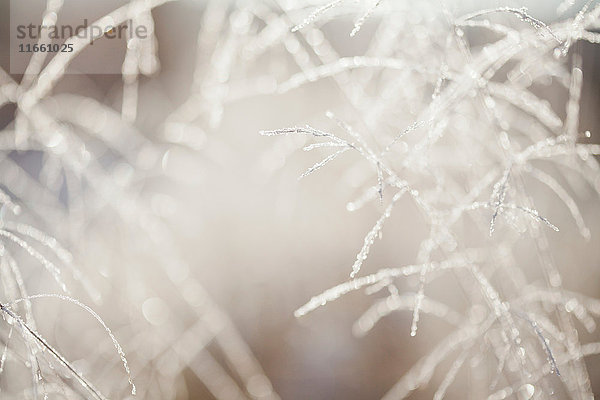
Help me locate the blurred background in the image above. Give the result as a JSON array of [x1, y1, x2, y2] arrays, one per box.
[[1, 1, 600, 399]]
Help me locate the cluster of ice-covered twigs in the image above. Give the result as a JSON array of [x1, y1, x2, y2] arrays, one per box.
[[2, 0, 600, 399], [262, 1, 600, 399], [0, 1, 288, 399]]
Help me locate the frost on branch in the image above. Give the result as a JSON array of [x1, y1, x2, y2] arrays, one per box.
[[265, 1, 600, 398]]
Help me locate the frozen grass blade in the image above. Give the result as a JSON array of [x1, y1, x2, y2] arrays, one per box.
[[0, 303, 108, 400], [350, 190, 404, 278], [350, 0, 383, 37], [12, 294, 136, 395], [291, 0, 343, 32]]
